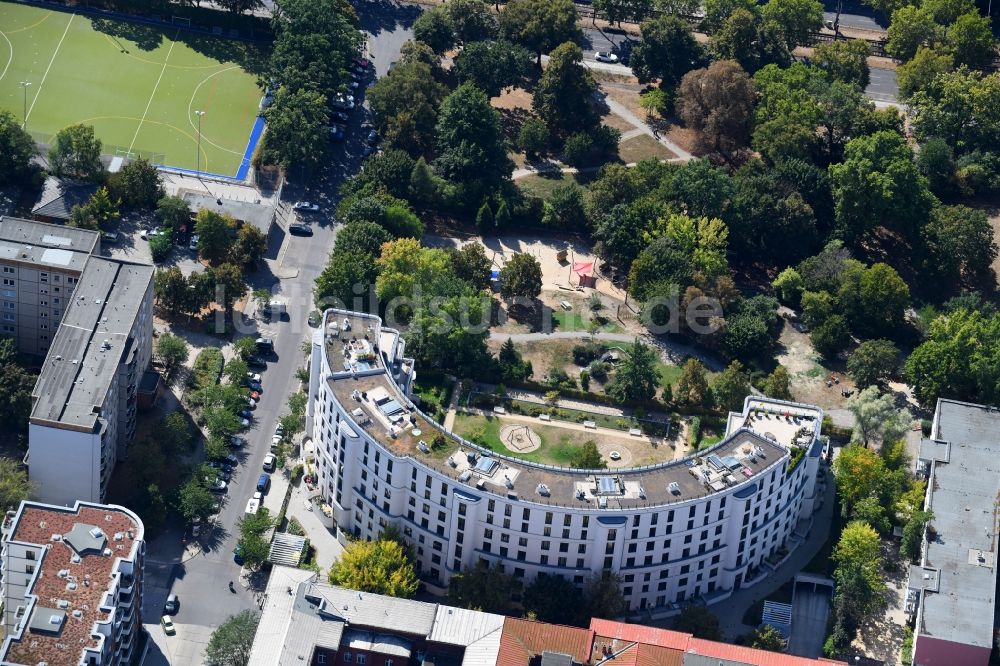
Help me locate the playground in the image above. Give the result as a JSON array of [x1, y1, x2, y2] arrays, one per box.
[[0, 3, 266, 177]]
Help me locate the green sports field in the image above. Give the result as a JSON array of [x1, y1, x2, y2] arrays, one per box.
[[0, 2, 267, 176]]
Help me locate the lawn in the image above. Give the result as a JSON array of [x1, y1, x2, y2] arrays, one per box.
[[618, 134, 677, 163], [0, 3, 267, 176], [452, 413, 606, 467], [516, 171, 593, 199], [552, 309, 622, 334]]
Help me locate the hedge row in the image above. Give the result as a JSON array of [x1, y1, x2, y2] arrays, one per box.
[[190, 348, 224, 391]]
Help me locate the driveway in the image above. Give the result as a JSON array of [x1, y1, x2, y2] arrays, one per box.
[[789, 584, 832, 657]]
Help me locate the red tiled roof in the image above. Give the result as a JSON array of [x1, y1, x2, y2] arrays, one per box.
[[590, 619, 846, 666], [2, 504, 141, 666], [590, 618, 691, 651], [497, 617, 593, 666], [688, 638, 848, 666]]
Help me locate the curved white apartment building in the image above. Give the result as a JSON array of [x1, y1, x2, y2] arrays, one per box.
[[307, 309, 826, 612]]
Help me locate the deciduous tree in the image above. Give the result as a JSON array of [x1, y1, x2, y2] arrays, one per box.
[[532, 42, 598, 138], [813, 39, 871, 89], [0, 110, 35, 185], [448, 562, 520, 613], [500, 0, 581, 66], [454, 40, 532, 97], [108, 158, 164, 208], [195, 209, 235, 264], [630, 16, 706, 88], [49, 124, 103, 181], [847, 339, 899, 388], [498, 252, 542, 301], [204, 610, 259, 666], [677, 60, 755, 154], [328, 538, 419, 598]]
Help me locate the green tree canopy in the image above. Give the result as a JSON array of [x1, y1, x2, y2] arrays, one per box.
[[195, 209, 235, 264], [813, 39, 871, 89], [498, 252, 543, 301], [630, 16, 706, 88], [672, 605, 722, 639], [0, 110, 36, 185], [49, 124, 103, 181], [368, 61, 449, 156], [453, 40, 532, 97], [500, 0, 581, 65], [760, 0, 824, 48], [108, 158, 164, 208], [413, 7, 456, 53], [532, 42, 599, 138], [847, 339, 899, 388], [204, 610, 259, 666], [328, 538, 419, 598], [448, 561, 520, 613], [570, 440, 607, 468]]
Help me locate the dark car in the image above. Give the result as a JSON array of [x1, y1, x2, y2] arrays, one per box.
[[332, 111, 350, 123], [255, 337, 274, 352], [247, 355, 266, 368], [289, 223, 313, 236], [366, 129, 378, 145], [233, 545, 244, 565]]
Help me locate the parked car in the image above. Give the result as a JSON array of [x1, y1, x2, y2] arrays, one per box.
[[102, 231, 119, 244], [246, 372, 262, 383], [275, 423, 285, 438], [252, 491, 263, 501], [293, 201, 319, 211], [247, 355, 266, 368], [332, 111, 350, 122], [161, 615, 176, 636], [239, 417, 250, 428], [263, 454, 276, 472], [164, 594, 179, 615], [229, 436, 246, 448], [209, 478, 227, 493], [308, 311, 321, 327], [257, 472, 272, 493], [246, 380, 262, 392], [594, 51, 619, 63], [238, 409, 252, 419], [233, 545, 244, 565], [226, 452, 238, 465], [353, 56, 370, 69], [245, 396, 257, 409], [329, 125, 346, 142], [139, 228, 161, 240], [188, 234, 200, 251], [289, 223, 313, 236], [366, 129, 379, 145], [247, 391, 260, 402], [255, 337, 274, 351]]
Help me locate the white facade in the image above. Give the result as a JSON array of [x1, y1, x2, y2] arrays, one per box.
[[0, 500, 145, 666], [308, 310, 826, 612], [28, 259, 154, 506]]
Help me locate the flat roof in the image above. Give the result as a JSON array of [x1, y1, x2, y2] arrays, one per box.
[[0, 501, 142, 666], [0, 216, 98, 272], [914, 399, 1000, 649], [322, 310, 823, 510], [30, 258, 153, 431], [181, 190, 274, 236]]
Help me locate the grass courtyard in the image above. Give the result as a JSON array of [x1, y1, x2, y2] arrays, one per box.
[[0, 3, 267, 176]]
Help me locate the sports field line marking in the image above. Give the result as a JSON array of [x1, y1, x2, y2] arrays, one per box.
[[187, 66, 246, 156], [127, 36, 177, 155], [0, 30, 12, 84], [24, 13, 73, 124]]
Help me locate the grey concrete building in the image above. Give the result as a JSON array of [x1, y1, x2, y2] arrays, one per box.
[[0, 217, 100, 356]]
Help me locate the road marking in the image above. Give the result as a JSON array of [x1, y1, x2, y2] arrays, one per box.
[[127, 36, 177, 155], [25, 13, 73, 123]]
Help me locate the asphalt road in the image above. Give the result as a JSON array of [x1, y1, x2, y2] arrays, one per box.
[[865, 67, 900, 104], [141, 3, 416, 663]]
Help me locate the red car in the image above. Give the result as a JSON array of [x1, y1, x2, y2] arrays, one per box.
[[248, 390, 261, 401], [352, 56, 370, 69]]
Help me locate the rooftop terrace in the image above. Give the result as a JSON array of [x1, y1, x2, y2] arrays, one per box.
[[322, 311, 821, 510], [2, 502, 142, 666]]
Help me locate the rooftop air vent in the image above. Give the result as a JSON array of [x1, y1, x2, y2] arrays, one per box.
[[669, 482, 681, 495], [458, 470, 472, 483], [57, 600, 69, 609], [89, 527, 103, 538], [71, 610, 82, 619], [50, 534, 61, 542], [536, 484, 550, 497]]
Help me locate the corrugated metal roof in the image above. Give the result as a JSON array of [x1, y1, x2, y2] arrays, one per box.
[[247, 567, 321, 666], [497, 618, 593, 666], [309, 585, 438, 635], [269, 532, 308, 566]]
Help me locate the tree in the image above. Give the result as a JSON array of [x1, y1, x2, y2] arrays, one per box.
[[216, 0, 264, 13], [761, 365, 793, 400], [156, 195, 191, 231], [69, 187, 120, 230], [339, 193, 425, 239], [886, 6, 937, 62], [450, 243, 492, 290], [155, 334, 189, 379], [630, 16, 706, 88], [195, 209, 235, 264], [495, 199, 511, 230], [836, 263, 911, 339], [584, 570, 627, 620], [0, 110, 36, 185], [436, 83, 513, 203], [337, 221, 394, 259], [409, 157, 439, 208], [543, 182, 588, 228], [224, 357, 250, 386], [829, 131, 934, 244], [922, 205, 998, 282], [813, 39, 871, 89], [946, 12, 995, 69], [760, 0, 824, 48], [833, 444, 891, 514], [209, 263, 248, 314], [315, 251, 380, 312], [832, 521, 886, 634], [476, 201, 495, 236], [108, 158, 164, 208], [369, 61, 449, 156], [454, 40, 532, 97], [901, 510, 932, 562], [916, 137, 957, 196], [260, 87, 329, 169], [773, 267, 804, 306], [328, 538, 419, 598], [748, 624, 787, 651], [711, 9, 791, 75], [49, 124, 103, 181], [896, 46, 953, 99], [204, 610, 259, 666], [847, 340, 899, 389], [0, 459, 31, 514], [518, 118, 550, 157], [811, 314, 851, 359], [160, 413, 192, 455], [593, 0, 651, 27], [570, 440, 606, 468], [905, 307, 1000, 406], [847, 386, 912, 446], [413, 8, 456, 53], [673, 605, 721, 639], [909, 69, 1000, 156], [500, 0, 581, 66], [230, 225, 267, 269], [179, 478, 216, 521], [447, 0, 500, 43], [448, 562, 519, 613], [639, 88, 670, 119], [532, 42, 598, 138], [497, 337, 533, 382], [701, 0, 757, 32], [677, 61, 755, 154], [407, 295, 492, 375], [674, 358, 711, 405], [523, 574, 583, 625], [712, 361, 751, 411], [498, 253, 542, 301]]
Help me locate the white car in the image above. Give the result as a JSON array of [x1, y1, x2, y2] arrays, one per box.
[[188, 234, 200, 251], [246, 372, 262, 383], [293, 201, 319, 212], [252, 491, 263, 501], [594, 51, 619, 63]]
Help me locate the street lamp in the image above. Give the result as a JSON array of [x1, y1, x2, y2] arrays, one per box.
[[19, 81, 31, 130], [194, 110, 205, 179]]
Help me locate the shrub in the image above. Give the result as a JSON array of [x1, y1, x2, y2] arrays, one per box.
[[563, 132, 594, 167], [287, 517, 306, 536], [688, 416, 702, 448], [190, 348, 224, 390], [519, 118, 550, 157]]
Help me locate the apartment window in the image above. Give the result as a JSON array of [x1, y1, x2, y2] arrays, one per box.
[[3, 313, 13, 322], [39, 273, 47, 283], [356, 656, 366, 665], [343, 654, 352, 663], [2, 302, 13, 310], [318, 657, 326, 665], [1, 267, 12, 274], [2, 279, 12, 286], [25, 551, 34, 561], [25, 565, 34, 575]]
